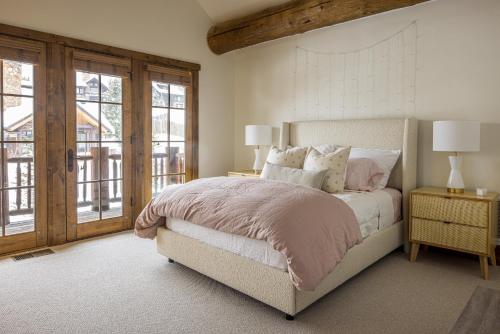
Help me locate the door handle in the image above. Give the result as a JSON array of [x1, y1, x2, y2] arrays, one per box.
[[67, 149, 74, 172]]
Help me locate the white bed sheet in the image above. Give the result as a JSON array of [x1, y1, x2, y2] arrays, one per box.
[[166, 188, 402, 272]]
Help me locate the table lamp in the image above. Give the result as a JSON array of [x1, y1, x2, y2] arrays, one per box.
[[433, 120, 480, 193], [245, 125, 272, 173]]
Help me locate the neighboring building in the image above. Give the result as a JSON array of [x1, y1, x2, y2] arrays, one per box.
[[76, 74, 109, 102], [5, 63, 185, 152], [152, 82, 185, 108]]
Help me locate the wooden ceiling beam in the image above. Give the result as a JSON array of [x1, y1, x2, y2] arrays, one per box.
[[207, 0, 430, 55]]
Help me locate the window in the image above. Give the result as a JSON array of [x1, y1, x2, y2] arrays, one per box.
[[75, 71, 124, 223], [151, 81, 186, 196], [144, 64, 195, 201], [0, 24, 198, 254], [0, 34, 46, 255], [0, 60, 36, 235]]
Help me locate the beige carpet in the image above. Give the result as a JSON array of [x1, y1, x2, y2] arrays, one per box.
[[0, 232, 499, 334]]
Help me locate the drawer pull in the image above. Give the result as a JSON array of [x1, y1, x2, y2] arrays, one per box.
[[443, 221, 452, 224]]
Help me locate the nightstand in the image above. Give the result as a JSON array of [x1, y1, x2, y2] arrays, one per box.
[[409, 187, 498, 279], [227, 170, 261, 178]]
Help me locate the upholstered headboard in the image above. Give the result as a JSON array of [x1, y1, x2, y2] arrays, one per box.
[[279, 118, 418, 251]]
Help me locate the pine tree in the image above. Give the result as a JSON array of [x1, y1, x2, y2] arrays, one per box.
[[102, 78, 122, 140]]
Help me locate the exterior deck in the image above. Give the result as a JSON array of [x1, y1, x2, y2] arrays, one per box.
[[3, 206, 123, 236]]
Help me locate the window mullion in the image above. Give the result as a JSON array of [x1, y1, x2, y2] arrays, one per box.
[[0, 59, 4, 237], [167, 84, 171, 181], [98, 74, 102, 220]]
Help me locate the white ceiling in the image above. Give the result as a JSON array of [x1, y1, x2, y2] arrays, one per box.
[[197, 0, 289, 24]]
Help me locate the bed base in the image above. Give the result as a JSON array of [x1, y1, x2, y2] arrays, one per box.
[[156, 221, 404, 318]]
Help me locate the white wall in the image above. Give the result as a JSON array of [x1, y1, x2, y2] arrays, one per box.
[[234, 0, 500, 192], [0, 0, 235, 178]]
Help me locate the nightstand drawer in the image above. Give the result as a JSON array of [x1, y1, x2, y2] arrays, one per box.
[[411, 218, 488, 254], [412, 194, 488, 228]]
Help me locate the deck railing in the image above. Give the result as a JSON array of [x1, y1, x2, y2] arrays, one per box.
[[75, 153, 123, 207], [3, 150, 184, 224], [4, 157, 34, 217]]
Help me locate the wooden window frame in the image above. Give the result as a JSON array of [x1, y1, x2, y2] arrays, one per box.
[[0, 35, 47, 254], [0, 23, 199, 253]]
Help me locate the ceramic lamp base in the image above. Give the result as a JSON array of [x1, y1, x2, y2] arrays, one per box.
[[447, 155, 465, 193], [252, 147, 263, 173]]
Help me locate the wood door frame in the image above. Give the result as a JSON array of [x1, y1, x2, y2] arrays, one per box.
[[0, 34, 47, 254], [65, 48, 133, 241], [0, 23, 199, 249]]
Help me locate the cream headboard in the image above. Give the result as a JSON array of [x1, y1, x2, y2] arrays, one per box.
[[279, 118, 418, 251]]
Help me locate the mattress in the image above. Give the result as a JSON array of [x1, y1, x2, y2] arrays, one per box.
[[166, 188, 402, 272]]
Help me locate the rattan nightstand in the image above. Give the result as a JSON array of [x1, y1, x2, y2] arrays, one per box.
[[409, 187, 498, 279], [227, 170, 261, 178]]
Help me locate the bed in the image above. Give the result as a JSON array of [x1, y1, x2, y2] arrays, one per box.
[[155, 118, 418, 319]]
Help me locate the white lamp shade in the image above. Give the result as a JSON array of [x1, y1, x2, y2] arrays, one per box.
[[433, 121, 480, 152], [245, 125, 272, 146]]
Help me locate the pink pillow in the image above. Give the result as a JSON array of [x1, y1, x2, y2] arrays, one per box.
[[345, 158, 385, 191]]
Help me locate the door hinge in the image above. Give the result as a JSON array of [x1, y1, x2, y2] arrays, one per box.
[[130, 135, 135, 145], [130, 197, 134, 206]]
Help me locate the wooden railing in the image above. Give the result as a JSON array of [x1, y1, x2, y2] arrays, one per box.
[[152, 148, 185, 195], [3, 149, 184, 224], [75, 153, 123, 206], [4, 157, 34, 217]]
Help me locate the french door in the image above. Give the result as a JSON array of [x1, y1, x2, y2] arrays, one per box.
[[65, 49, 132, 240], [0, 36, 47, 254]]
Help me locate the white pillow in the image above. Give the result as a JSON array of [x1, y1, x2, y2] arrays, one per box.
[[303, 147, 351, 193], [312, 144, 337, 154], [260, 162, 328, 189], [265, 146, 308, 169], [349, 148, 401, 189]]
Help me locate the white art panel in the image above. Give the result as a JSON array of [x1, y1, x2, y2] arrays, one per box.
[[294, 22, 418, 121]]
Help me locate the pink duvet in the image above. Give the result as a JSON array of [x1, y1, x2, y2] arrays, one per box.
[[135, 177, 362, 291]]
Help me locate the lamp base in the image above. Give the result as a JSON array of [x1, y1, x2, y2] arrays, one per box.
[[252, 147, 263, 173], [447, 187, 465, 194], [446, 155, 465, 193]]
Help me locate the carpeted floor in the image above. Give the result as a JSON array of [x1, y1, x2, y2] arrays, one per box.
[[0, 232, 499, 334]]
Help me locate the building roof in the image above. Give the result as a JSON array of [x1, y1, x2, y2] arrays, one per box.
[[77, 102, 114, 133], [3, 102, 32, 132], [152, 82, 185, 96], [4, 100, 113, 133]]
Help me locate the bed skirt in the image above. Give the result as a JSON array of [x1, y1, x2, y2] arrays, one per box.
[[156, 221, 403, 316]]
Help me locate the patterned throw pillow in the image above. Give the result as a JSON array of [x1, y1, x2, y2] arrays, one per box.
[[265, 146, 308, 169], [303, 147, 351, 193]]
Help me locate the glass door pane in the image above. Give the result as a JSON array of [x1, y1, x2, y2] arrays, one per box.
[[151, 82, 186, 197], [75, 71, 124, 224], [0, 60, 36, 236]]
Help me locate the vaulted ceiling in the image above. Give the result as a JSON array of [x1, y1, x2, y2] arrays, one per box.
[[197, 0, 289, 23]]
